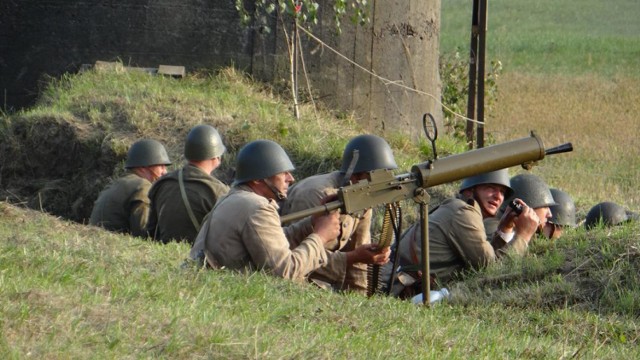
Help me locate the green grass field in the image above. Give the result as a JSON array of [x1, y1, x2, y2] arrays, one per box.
[[441, 0, 640, 76], [1, 1, 640, 358]]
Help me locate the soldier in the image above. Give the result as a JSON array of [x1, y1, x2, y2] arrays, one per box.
[[191, 139, 341, 281], [90, 139, 171, 237], [385, 169, 540, 298], [542, 188, 577, 239], [279, 134, 393, 293], [147, 125, 229, 244], [484, 173, 556, 238], [585, 201, 639, 229]]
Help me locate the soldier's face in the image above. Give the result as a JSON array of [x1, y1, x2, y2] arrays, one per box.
[[136, 165, 167, 182], [147, 165, 167, 182], [534, 207, 553, 232], [267, 171, 295, 197], [542, 222, 564, 239], [474, 184, 507, 217]]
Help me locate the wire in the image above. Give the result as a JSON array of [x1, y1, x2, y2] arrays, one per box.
[[296, 24, 484, 125]]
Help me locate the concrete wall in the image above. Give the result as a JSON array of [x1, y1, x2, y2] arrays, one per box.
[[273, 0, 443, 136], [0, 0, 258, 109], [1, 0, 441, 135]]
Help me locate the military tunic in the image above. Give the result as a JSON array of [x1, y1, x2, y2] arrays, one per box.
[[147, 164, 229, 244], [388, 195, 529, 294], [195, 185, 328, 281], [280, 171, 371, 293], [89, 173, 152, 237]]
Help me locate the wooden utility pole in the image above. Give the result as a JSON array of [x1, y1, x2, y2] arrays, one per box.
[[465, 0, 488, 149]]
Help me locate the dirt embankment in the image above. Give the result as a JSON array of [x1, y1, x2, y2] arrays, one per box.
[[0, 114, 120, 223], [0, 110, 236, 224]]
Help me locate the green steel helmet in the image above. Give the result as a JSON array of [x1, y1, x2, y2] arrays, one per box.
[[505, 173, 557, 209], [233, 140, 295, 185], [124, 139, 172, 169], [339, 135, 398, 174], [585, 202, 639, 229], [459, 169, 514, 198], [184, 124, 226, 161], [549, 188, 577, 227]]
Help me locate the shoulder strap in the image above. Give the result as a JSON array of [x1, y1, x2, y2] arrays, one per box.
[[341, 149, 359, 186], [179, 168, 201, 232]]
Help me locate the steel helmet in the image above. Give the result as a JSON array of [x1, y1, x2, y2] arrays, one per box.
[[459, 169, 514, 198], [184, 124, 226, 161], [124, 139, 172, 169], [504, 173, 557, 209], [585, 202, 639, 229], [549, 188, 577, 227], [339, 135, 397, 174], [233, 140, 295, 185]]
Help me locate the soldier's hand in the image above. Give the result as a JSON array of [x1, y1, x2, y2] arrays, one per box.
[[347, 244, 391, 266], [498, 198, 524, 233], [513, 203, 540, 242], [311, 210, 341, 244]]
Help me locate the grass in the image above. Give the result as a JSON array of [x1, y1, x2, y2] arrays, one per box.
[[441, 0, 640, 214], [490, 73, 640, 215], [1, 203, 639, 358], [441, 0, 640, 77], [32, 66, 441, 180]]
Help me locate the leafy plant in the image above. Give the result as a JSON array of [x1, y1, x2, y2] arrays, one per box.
[[439, 51, 503, 143]]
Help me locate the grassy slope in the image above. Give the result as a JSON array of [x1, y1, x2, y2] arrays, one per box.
[[2, 0, 640, 358], [2, 203, 638, 358]]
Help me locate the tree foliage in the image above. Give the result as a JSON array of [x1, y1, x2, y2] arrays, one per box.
[[235, 0, 370, 33]]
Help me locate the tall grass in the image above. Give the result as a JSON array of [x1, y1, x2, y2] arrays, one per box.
[[490, 73, 640, 213]]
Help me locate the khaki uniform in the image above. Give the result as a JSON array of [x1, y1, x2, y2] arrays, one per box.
[[89, 173, 152, 237], [387, 195, 528, 295], [280, 171, 370, 293], [193, 185, 328, 282], [484, 216, 500, 240], [147, 164, 229, 244]]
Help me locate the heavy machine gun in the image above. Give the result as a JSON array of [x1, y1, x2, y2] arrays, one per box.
[[281, 115, 573, 305]]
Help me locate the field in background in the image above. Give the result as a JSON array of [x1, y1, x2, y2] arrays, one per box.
[[441, 0, 640, 76], [492, 74, 640, 215], [441, 0, 640, 214]]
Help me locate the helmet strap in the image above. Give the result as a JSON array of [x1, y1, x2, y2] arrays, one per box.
[[471, 188, 492, 217], [341, 149, 360, 186], [263, 178, 286, 201], [547, 222, 558, 239]]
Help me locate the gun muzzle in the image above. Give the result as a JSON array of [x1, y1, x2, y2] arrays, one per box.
[[545, 142, 573, 156]]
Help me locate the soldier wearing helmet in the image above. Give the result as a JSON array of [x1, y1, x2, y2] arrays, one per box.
[[485, 173, 557, 238], [585, 201, 639, 229], [90, 139, 171, 237], [147, 125, 229, 244], [279, 135, 394, 293], [190, 139, 341, 281], [385, 168, 540, 298], [542, 188, 577, 239]]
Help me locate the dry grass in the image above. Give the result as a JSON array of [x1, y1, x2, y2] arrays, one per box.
[[486, 73, 640, 215]]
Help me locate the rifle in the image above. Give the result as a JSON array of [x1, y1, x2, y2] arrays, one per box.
[[281, 124, 572, 305]]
